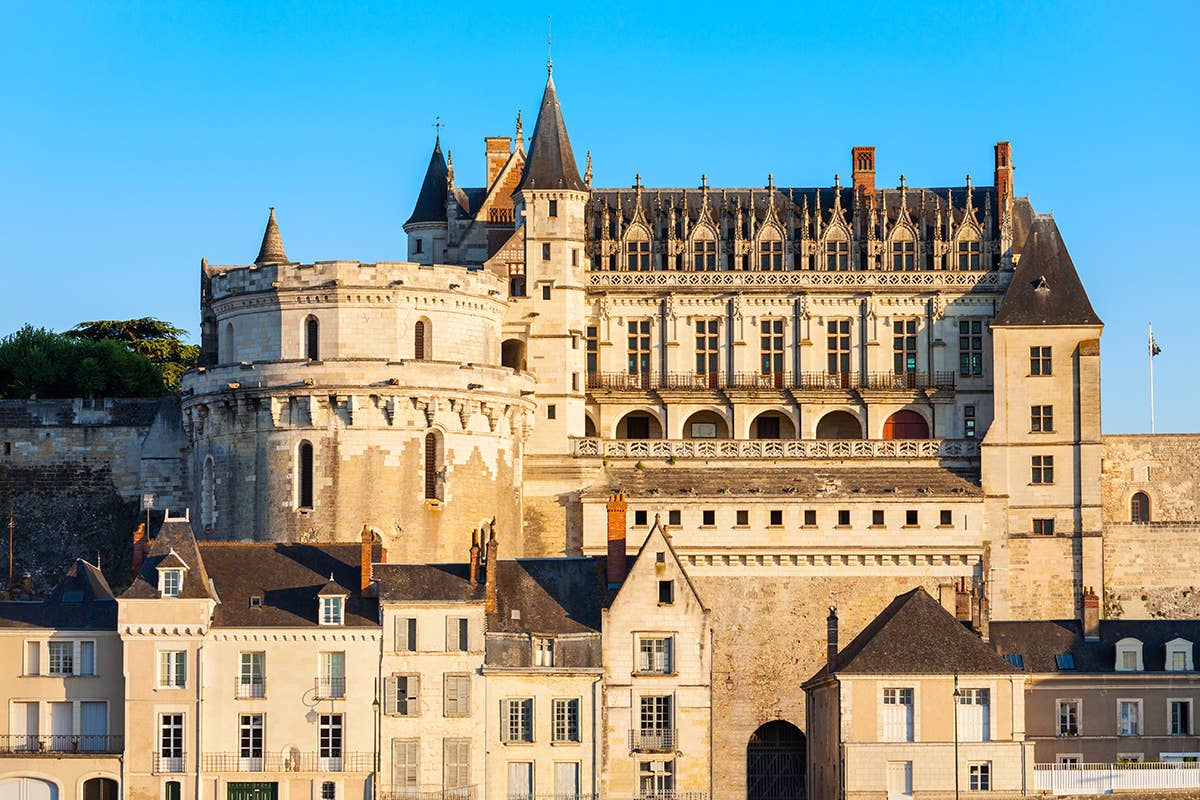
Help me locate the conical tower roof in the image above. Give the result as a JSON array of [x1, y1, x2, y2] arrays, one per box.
[[254, 207, 289, 266], [993, 215, 1101, 326], [515, 71, 586, 193], [404, 136, 449, 227]]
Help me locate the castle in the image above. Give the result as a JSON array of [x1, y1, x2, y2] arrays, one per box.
[[2, 65, 1199, 799]]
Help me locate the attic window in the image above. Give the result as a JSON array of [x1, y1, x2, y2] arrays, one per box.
[[1003, 654, 1024, 669], [249, 594, 263, 609], [159, 569, 183, 598], [658, 580, 674, 605], [320, 596, 345, 626], [1115, 637, 1144, 672], [1033, 275, 1049, 291], [1055, 654, 1076, 670], [1166, 638, 1194, 671], [655, 552, 665, 564]]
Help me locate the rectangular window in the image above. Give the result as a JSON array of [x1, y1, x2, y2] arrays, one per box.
[[658, 580, 674, 605], [1034, 518, 1056, 536], [940, 509, 953, 527], [320, 596, 344, 626], [736, 510, 749, 527], [161, 569, 181, 597], [893, 319, 918, 374], [395, 675, 419, 716], [638, 636, 674, 674], [546, 404, 556, 420], [693, 238, 717, 271], [48, 641, 74, 676], [905, 510, 919, 527], [1171, 650, 1189, 671], [552, 698, 581, 742], [760, 319, 785, 380], [507, 762, 534, 797], [639, 695, 673, 738], [957, 688, 991, 742], [541, 284, 551, 300], [872, 509, 885, 527], [159, 650, 186, 688], [759, 239, 783, 271], [391, 739, 418, 791], [837, 509, 850, 526], [1118, 700, 1142, 736], [548, 199, 558, 217], [541, 243, 551, 261], [1057, 699, 1080, 736], [635, 509, 648, 526], [395, 617, 417, 652], [627, 319, 652, 382], [827, 319, 851, 376], [319, 651, 345, 698], [892, 238, 916, 270], [668, 510, 681, 527], [502, 698, 534, 743], [1032, 405, 1054, 432], [639, 759, 675, 795], [554, 762, 580, 797], [702, 510, 715, 526], [1171, 700, 1192, 735], [959, 320, 984, 376], [238, 652, 265, 697], [444, 738, 470, 791], [626, 239, 651, 271], [444, 674, 471, 717], [1032, 455, 1055, 484], [968, 762, 991, 791], [446, 617, 469, 652], [958, 238, 982, 270], [25, 641, 39, 675], [414, 238, 423, 254], [695, 319, 720, 382], [534, 637, 555, 667], [769, 509, 783, 526], [825, 237, 849, 270], [804, 509, 817, 526], [159, 713, 184, 761], [319, 714, 343, 769], [964, 405, 976, 439], [585, 325, 599, 376], [1030, 346, 1052, 375], [882, 688, 915, 742], [238, 714, 264, 769]]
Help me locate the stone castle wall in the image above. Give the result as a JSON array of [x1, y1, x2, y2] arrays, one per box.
[[1102, 434, 1200, 522]]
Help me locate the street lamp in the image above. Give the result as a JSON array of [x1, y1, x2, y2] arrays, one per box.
[[953, 672, 961, 800]]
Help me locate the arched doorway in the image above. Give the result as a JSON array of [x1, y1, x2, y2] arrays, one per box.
[[584, 415, 598, 437], [882, 410, 929, 439], [815, 410, 862, 439], [82, 779, 117, 800], [751, 411, 796, 440], [747, 720, 806, 800], [615, 411, 663, 440], [683, 410, 730, 440], [0, 778, 57, 800], [501, 339, 527, 371]]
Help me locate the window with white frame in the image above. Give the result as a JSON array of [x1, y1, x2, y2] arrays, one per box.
[[1116, 638, 1144, 672], [318, 714, 343, 769], [638, 636, 674, 674], [319, 651, 345, 698], [957, 688, 991, 742], [639, 695, 673, 743], [502, 698, 533, 743], [444, 739, 470, 790], [159, 713, 184, 766], [319, 782, 335, 800], [534, 637, 555, 667], [48, 641, 74, 675], [394, 617, 417, 652], [238, 714, 264, 770], [552, 698, 580, 743], [1171, 699, 1193, 735], [238, 652, 265, 697], [882, 688, 915, 742], [1167, 638, 1194, 671], [25, 640, 40, 675], [320, 596, 344, 626], [1118, 699, 1142, 736], [968, 762, 991, 791], [159, 569, 182, 597], [1057, 699, 1080, 736], [159, 650, 186, 688], [507, 762, 534, 798]]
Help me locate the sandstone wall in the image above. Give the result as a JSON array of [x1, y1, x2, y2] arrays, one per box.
[[1104, 522, 1200, 618], [1102, 434, 1200, 522]]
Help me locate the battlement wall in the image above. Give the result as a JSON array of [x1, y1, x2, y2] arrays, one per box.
[[206, 260, 505, 300]]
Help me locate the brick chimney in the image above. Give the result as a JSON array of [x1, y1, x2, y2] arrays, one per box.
[[826, 606, 839, 670], [485, 137, 513, 188], [1082, 586, 1100, 641], [484, 522, 499, 616], [978, 587, 991, 641], [955, 578, 972, 622], [994, 141, 1014, 210], [851, 146, 876, 196], [359, 526, 379, 594], [132, 522, 149, 577], [469, 529, 481, 585], [606, 492, 628, 588]]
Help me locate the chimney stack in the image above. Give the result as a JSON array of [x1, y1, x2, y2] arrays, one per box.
[[1082, 586, 1100, 641], [359, 526, 378, 594], [132, 522, 149, 577], [979, 588, 991, 641], [485, 137, 513, 188], [851, 146, 876, 196], [955, 578, 972, 622], [606, 492, 628, 588], [938, 582, 957, 616], [994, 141, 1014, 211], [826, 606, 839, 670], [469, 529, 481, 585], [484, 521, 499, 616]]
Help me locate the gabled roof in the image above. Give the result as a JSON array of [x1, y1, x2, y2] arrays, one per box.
[[317, 575, 347, 596], [0, 559, 117, 630], [610, 517, 707, 612], [807, 587, 1016, 683], [254, 207, 289, 266], [992, 215, 1101, 326], [991, 619, 1200, 673], [123, 519, 217, 601], [404, 136, 449, 227], [156, 550, 189, 571], [514, 72, 586, 193], [487, 558, 604, 635], [374, 563, 484, 604]]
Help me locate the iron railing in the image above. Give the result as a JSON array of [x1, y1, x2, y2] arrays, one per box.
[[314, 676, 346, 699], [201, 751, 373, 773], [588, 370, 954, 392], [0, 734, 123, 754], [153, 752, 186, 773], [380, 788, 476, 800], [234, 677, 266, 698], [628, 728, 676, 752]]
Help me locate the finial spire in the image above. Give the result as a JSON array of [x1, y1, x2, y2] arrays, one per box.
[[899, 174, 906, 190], [515, 110, 523, 144], [254, 207, 288, 266], [446, 150, 455, 188], [584, 150, 593, 188], [834, 173, 841, 190], [546, 15, 553, 74], [433, 116, 444, 143], [700, 173, 708, 190]]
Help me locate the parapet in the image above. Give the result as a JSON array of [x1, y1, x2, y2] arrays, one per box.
[[204, 260, 506, 303]]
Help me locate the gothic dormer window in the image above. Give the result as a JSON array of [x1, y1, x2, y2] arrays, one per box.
[[957, 232, 982, 270], [890, 228, 916, 271], [824, 229, 850, 271], [758, 227, 784, 271], [625, 227, 651, 271], [692, 228, 718, 271]]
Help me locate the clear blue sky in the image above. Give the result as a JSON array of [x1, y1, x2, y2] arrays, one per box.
[[1, 1, 1196, 433]]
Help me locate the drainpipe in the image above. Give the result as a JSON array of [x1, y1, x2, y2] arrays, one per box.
[[374, 628, 382, 800], [708, 626, 715, 799], [195, 639, 203, 800]]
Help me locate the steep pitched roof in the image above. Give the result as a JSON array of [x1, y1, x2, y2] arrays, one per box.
[[992, 215, 1101, 326], [404, 136, 449, 227], [374, 563, 484, 604], [0, 559, 117, 630], [487, 558, 604, 635], [808, 587, 1016, 682], [611, 518, 707, 611], [514, 73, 586, 193], [254, 207, 289, 266], [123, 519, 217, 601], [991, 619, 1200, 673]]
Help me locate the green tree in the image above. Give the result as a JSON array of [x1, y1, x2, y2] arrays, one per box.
[[66, 317, 199, 391], [0, 325, 164, 399]]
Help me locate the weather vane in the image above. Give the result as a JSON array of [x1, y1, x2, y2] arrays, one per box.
[[547, 15, 553, 73]]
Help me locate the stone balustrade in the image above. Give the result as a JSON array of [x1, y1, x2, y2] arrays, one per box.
[[570, 437, 979, 460]]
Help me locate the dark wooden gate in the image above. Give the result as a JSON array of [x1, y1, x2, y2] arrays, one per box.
[[227, 783, 277, 800], [747, 720, 806, 800]]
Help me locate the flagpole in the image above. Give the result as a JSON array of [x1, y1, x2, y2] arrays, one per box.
[[1149, 322, 1156, 434]]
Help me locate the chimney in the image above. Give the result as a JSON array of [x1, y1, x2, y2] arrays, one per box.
[[994, 141, 1014, 210], [485, 137, 513, 188], [132, 522, 149, 577], [484, 521, 499, 616], [606, 492, 628, 587], [970, 586, 982, 632], [955, 578, 971, 622], [469, 529, 481, 585], [359, 526, 378, 594], [979, 588, 991, 641], [1082, 586, 1100, 641], [826, 606, 839, 670], [851, 146, 876, 196], [938, 582, 957, 616]]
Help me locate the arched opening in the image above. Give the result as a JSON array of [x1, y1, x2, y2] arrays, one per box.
[[414, 319, 431, 360], [625, 226, 652, 271], [0, 778, 57, 800], [815, 410, 863, 440], [296, 441, 314, 509], [751, 411, 796, 440], [163, 781, 181, 800], [683, 410, 729, 440], [691, 227, 718, 271], [584, 415, 598, 437], [758, 227, 784, 271], [501, 339, 527, 371], [615, 411, 663, 440], [304, 315, 320, 361], [1131, 492, 1151, 523], [882, 410, 930, 439], [201, 456, 215, 529], [424, 432, 442, 501], [956, 230, 982, 270], [82, 778, 117, 800], [823, 227, 850, 271], [747, 720, 806, 800], [222, 322, 235, 364], [890, 227, 917, 271]]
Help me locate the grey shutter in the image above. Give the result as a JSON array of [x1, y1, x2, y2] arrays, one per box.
[[394, 617, 407, 652], [445, 617, 454, 651], [408, 675, 419, 716], [384, 677, 397, 716]]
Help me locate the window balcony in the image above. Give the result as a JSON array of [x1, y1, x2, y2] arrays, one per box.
[[234, 677, 266, 698], [314, 677, 346, 699], [380, 788, 477, 800], [153, 752, 187, 774], [629, 728, 676, 752], [0, 734, 123, 755], [200, 751, 373, 773]]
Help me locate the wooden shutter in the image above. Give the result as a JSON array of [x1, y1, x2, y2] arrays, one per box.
[[394, 617, 414, 652], [383, 677, 397, 716]]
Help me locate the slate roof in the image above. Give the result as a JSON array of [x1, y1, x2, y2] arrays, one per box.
[[199, 543, 377, 628], [0, 559, 117, 630], [487, 558, 604, 635], [254, 207, 289, 266], [405, 137, 450, 226], [123, 519, 217, 601], [806, 587, 1017, 684], [991, 619, 1200, 673], [514, 73, 586, 193], [586, 466, 982, 499], [374, 563, 484, 604], [992, 215, 1101, 326]]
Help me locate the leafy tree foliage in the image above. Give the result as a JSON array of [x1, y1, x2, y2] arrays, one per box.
[[66, 317, 199, 391], [0, 325, 164, 398]]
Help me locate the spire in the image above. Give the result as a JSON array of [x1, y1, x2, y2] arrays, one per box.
[[584, 150, 593, 188], [515, 71, 587, 193], [254, 207, 288, 266], [404, 136, 449, 227], [993, 215, 1102, 327]]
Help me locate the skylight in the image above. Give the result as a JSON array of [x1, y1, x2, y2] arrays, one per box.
[[1055, 653, 1076, 670]]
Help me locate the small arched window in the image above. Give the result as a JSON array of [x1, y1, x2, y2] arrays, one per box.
[[692, 228, 718, 271], [625, 226, 652, 271], [890, 227, 916, 270], [297, 441, 314, 509], [222, 322, 235, 363], [414, 320, 431, 360], [957, 230, 982, 270], [424, 432, 442, 501], [758, 227, 784, 271], [201, 456, 215, 528], [305, 316, 320, 360], [824, 228, 850, 271], [1131, 492, 1151, 523]]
